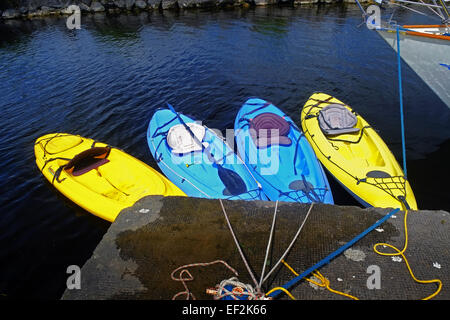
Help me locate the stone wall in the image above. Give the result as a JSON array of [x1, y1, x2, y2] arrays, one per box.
[[61, 195, 450, 300], [0, 0, 372, 20]]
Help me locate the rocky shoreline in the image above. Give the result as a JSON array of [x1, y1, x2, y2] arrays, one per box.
[[1, 0, 369, 20]]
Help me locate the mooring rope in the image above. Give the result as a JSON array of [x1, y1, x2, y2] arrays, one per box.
[[277, 259, 359, 300], [259, 200, 279, 288], [260, 202, 315, 286], [396, 25, 408, 178], [373, 210, 442, 300], [218, 199, 261, 294]]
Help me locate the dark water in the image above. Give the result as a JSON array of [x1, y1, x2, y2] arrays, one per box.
[[0, 5, 449, 299]]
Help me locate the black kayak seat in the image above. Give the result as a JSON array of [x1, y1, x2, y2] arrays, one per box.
[[65, 147, 111, 176], [318, 104, 360, 136]]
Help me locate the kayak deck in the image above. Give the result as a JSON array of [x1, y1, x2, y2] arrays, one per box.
[[234, 98, 334, 204], [301, 93, 417, 210], [35, 133, 185, 221], [148, 108, 268, 201]]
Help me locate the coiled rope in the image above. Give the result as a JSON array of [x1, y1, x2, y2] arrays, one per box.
[[213, 277, 260, 300], [170, 199, 271, 300], [170, 260, 239, 300], [373, 210, 442, 300]]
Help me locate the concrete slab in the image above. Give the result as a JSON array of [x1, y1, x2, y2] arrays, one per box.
[[62, 196, 449, 300]]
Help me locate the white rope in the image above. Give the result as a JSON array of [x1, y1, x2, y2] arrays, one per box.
[[261, 202, 314, 285], [259, 200, 279, 288], [391, 2, 437, 18], [423, 0, 445, 19], [218, 199, 261, 293]]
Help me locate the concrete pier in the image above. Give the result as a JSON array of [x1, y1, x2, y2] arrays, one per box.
[[62, 196, 449, 300]]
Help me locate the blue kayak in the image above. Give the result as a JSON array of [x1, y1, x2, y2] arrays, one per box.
[[147, 106, 268, 201], [234, 98, 334, 204]]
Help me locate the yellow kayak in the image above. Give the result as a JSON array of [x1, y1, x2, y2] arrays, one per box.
[[300, 93, 417, 211], [35, 133, 186, 222]]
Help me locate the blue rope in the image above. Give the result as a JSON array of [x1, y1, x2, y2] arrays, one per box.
[[268, 207, 400, 298], [151, 116, 177, 138], [397, 26, 408, 178]]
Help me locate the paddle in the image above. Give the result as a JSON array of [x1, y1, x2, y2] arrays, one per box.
[[167, 103, 247, 196]]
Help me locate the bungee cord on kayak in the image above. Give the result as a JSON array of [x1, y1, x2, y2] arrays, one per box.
[[300, 93, 415, 211], [235, 98, 334, 205], [148, 105, 267, 201], [34, 133, 186, 222]]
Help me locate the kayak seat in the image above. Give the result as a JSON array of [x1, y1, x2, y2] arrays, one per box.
[[318, 104, 360, 136], [65, 147, 111, 176], [167, 123, 209, 154], [249, 113, 292, 148]]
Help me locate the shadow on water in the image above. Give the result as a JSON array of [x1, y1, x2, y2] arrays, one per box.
[[0, 19, 36, 48], [0, 175, 110, 299], [408, 139, 450, 212], [87, 13, 143, 41]]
